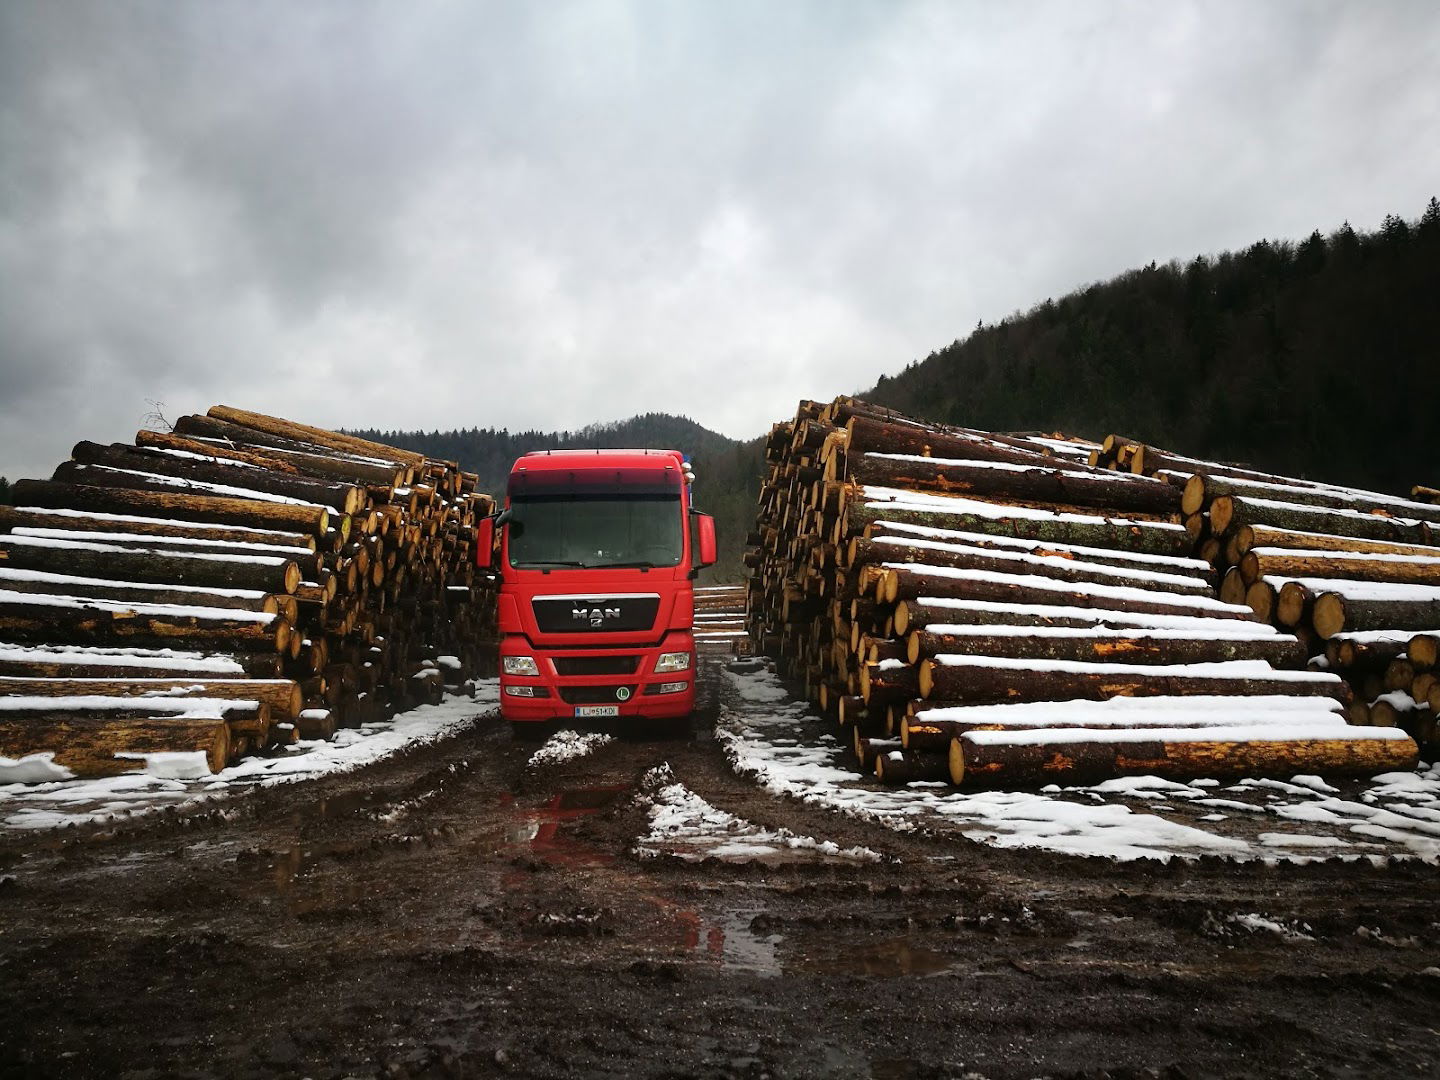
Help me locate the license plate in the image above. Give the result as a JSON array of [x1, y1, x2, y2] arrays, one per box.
[[575, 705, 620, 718]]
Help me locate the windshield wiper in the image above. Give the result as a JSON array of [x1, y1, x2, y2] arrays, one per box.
[[584, 559, 658, 569], [515, 559, 586, 568]]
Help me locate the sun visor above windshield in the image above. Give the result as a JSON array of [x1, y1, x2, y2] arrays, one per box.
[[508, 466, 683, 498]]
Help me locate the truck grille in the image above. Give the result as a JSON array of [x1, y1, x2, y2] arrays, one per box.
[[533, 594, 660, 633], [558, 685, 638, 705], [553, 655, 639, 676]]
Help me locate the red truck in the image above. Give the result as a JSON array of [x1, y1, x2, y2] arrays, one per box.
[[476, 448, 717, 732]]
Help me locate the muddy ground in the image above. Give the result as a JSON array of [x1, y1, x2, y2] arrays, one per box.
[[3, 649, 1440, 1079]]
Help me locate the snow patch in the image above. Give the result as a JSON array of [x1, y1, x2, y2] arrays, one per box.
[[527, 730, 616, 769]]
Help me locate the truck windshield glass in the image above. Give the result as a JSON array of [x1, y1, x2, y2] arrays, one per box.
[[507, 495, 683, 569]]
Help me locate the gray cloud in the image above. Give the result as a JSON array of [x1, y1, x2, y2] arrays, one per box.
[[3, 0, 1438, 480]]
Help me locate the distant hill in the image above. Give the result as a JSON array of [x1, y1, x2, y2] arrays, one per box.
[[859, 197, 1440, 495], [349, 413, 765, 582]]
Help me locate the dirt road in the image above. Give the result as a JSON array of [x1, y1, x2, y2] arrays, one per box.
[[3, 646, 1439, 1079]]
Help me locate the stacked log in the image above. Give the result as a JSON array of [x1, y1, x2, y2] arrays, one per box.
[[1091, 434, 1440, 755], [0, 406, 497, 778], [745, 398, 1418, 789]]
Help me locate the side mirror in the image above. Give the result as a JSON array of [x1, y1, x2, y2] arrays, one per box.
[[475, 517, 495, 569], [695, 513, 717, 569]]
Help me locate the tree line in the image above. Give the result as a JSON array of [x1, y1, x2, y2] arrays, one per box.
[[348, 413, 766, 582], [860, 197, 1440, 495]]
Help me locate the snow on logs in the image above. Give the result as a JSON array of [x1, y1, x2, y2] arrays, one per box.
[[1093, 430, 1440, 754], [0, 406, 497, 779], [745, 397, 1419, 790]]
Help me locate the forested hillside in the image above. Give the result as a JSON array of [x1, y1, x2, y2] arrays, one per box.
[[862, 199, 1440, 494], [349, 414, 765, 582]]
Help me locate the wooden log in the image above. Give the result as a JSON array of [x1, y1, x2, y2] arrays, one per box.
[[0, 677, 301, 720], [859, 661, 920, 704], [1245, 580, 1276, 623], [0, 506, 316, 550], [892, 597, 1259, 636], [841, 496, 1192, 556], [907, 696, 1347, 750], [873, 750, 949, 785], [948, 727, 1418, 787], [0, 568, 281, 614], [0, 643, 279, 678], [917, 656, 1346, 704], [1183, 472, 1440, 523], [0, 535, 300, 594], [0, 716, 231, 777], [841, 415, 1106, 477], [69, 441, 366, 516], [1239, 548, 1440, 588], [1410, 633, 1439, 670], [10, 480, 329, 536], [135, 429, 405, 489], [1228, 524, 1440, 560], [851, 537, 1212, 597], [0, 597, 289, 651], [847, 453, 1180, 515], [1312, 582, 1440, 639], [206, 406, 426, 469], [8, 528, 323, 576], [862, 520, 1211, 577], [853, 732, 901, 772], [903, 628, 1305, 668], [879, 565, 1253, 622], [1209, 495, 1433, 546]]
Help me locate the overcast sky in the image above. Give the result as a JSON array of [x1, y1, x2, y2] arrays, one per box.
[[2, 1, 1437, 480]]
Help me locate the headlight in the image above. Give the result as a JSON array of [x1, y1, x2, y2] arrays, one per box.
[[652, 681, 688, 695], [654, 651, 692, 673], [504, 685, 549, 698], [503, 655, 540, 676]]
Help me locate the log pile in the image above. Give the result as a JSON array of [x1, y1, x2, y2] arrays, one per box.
[[0, 407, 497, 778], [745, 398, 1418, 789], [1089, 435, 1440, 754]]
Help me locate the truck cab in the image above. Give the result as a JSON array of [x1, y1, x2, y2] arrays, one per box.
[[476, 449, 717, 730]]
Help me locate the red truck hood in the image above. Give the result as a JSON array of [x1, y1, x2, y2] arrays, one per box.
[[498, 566, 694, 645]]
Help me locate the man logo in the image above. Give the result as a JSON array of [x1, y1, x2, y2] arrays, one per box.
[[615, 687, 632, 702], [572, 604, 622, 629]]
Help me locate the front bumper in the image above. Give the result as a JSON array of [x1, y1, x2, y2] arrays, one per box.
[[499, 634, 696, 723]]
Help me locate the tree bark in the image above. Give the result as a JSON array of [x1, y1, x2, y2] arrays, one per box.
[[861, 521, 1208, 577], [847, 453, 1180, 516], [842, 415, 1104, 476], [0, 568, 282, 614], [904, 628, 1305, 668], [0, 677, 301, 719], [1, 536, 300, 594], [1184, 472, 1440, 522], [0, 506, 317, 551], [10, 480, 330, 536], [1240, 549, 1440, 588], [136, 429, 405, 489], [917, 657, 1346, 704], [948, 729, 1418, 787], [859, 661, 920, 705], [873, 750, 949, 785], [1312, 585, 1440, 639], [0, 598, 290, 651], [0, 650, 283, 679], [1210, 495, 1433, 546], [880, 565, 1252, 621], [69, 442, 365, 515], [851, 537, 1212, 597], [0, 716, 231, 777], [842, 496, 1192, 556], [207, 405, 426, 469]]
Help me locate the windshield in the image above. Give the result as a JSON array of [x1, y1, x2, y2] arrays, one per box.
[[506, 495, 684, 569]]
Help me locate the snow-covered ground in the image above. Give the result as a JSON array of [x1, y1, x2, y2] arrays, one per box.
[[634, 764, 881, 864], [719, 663, 1440, 864], [526, 730, 616, 769], [0, 681, 499, 830]]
